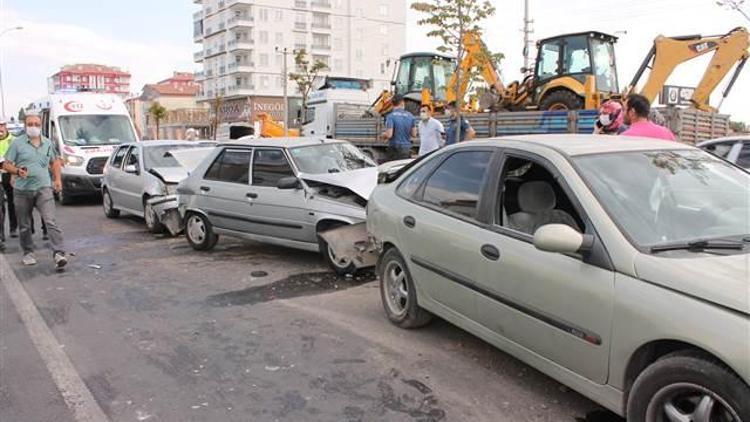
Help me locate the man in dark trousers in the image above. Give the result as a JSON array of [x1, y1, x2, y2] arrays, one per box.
[[382, 95, 416, 162], [0, 117, 16, 245]]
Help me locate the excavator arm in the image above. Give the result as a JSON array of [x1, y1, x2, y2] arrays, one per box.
[[628, 27, 749, 112], [446, 31, 506, 105]]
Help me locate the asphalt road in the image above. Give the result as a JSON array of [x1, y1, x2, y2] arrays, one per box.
[[0, 198, 624, 422]]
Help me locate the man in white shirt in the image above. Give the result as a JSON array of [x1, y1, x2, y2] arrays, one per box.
[[417, 105, 444, 156]]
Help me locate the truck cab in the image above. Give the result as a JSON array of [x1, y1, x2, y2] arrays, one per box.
[[302, 77, 373, 138], [29, 93, 139, 204]]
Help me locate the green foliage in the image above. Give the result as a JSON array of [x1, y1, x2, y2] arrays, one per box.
[[729, 120, 747, 133], [148, 102, 168, 140], [289, 49, 329, 108], [411, 0, 496, 55]]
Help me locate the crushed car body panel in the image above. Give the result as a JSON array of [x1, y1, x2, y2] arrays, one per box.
[[319, 223, 377, 269], [299, 167, 378, 201]]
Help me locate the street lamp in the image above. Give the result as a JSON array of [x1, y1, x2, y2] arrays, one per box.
[[275, 46, 294, 136], [0, 26, 24, 118]]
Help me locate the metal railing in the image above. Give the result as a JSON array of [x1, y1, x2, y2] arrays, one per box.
[[311, 22, 331, 29], [294, 22, 306, 30], [295, 0, 307, 7], [311, 0, 331, 7], [311, 44, 331, 50]]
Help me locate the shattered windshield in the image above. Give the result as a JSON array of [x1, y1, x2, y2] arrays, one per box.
[[290, 143, 376, 175]]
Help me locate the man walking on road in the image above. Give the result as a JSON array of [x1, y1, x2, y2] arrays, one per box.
[[0, 118, 13, 250], [417, 105, 444, 156], [622, 94, 676, 141], [3, 114, 67, 269], [382, 95, 416, 161], [444, 101, 476, 145]]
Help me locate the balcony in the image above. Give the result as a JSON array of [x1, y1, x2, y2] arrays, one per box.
[[311, 0, 331, 7], [311, 22, 331, 30], [294, 0, 307, 7], [227, 0, 253, 8], [227, 39, 254, 51], [193, 0, 201, 4], [204, 45, 225, 58], [227, 62, 255, 73], [193, 11, 203, 21], [294, 43, 307, 51], [195, 70, 205, 80], [311, 44, 331, 51], [194, 51, 204, 62], [226, 83, 256, 97], [294, 22, 306, 31], [227, 15, 254, 29]]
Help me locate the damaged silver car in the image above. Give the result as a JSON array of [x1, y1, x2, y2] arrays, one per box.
[[102, 140, 216, 234], [177, 137, 380, 274]]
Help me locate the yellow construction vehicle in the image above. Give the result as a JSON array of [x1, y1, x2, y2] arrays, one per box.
[[371, 30, 620, 115], [257, 112, 300, 137], [625, 27, 749, 112]]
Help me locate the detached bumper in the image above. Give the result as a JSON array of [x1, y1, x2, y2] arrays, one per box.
[[147, 195, 183, 236], [319, 222, 378, 269]]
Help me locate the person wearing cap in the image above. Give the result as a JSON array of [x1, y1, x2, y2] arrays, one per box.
[[382, 95, 416, 161], [0, 117, 12, 249], [3, 113, 67, 269]]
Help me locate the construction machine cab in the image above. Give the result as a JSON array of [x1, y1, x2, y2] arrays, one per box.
[[533, 32, 619, 110], [391, 52, 456, 114]]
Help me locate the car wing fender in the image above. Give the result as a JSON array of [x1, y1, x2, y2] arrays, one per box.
[[318, 222, 378, 269]]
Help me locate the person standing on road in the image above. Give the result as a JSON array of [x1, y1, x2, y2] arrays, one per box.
[[444, 101, 476, 145], [417, 105, 444, 156], [593, 100, 628, 135], [382, 95, 416, 161], [3, 114, 67, 269], [0, 118, 16, 245], [622, 94, 676, 141]]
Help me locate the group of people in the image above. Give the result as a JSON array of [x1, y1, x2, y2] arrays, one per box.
[[0, 114, 67, 270], [380, 93, 675, 162]]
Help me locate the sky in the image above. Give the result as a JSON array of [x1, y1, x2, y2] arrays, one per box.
[[1, 0, 748, 122]]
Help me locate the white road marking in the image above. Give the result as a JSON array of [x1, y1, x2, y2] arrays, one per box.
[[0, 254, 109, 422]]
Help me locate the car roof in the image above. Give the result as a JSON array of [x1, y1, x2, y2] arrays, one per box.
[[463, 134, 692, 157], [224, 137, 345, 149], [120, 140, 216, 148], [696, 136, 748, 147]]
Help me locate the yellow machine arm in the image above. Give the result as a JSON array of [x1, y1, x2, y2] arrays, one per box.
[[628, 27, 749, 112], [446, 31, 506, 105], [258, 113, 299, 137]]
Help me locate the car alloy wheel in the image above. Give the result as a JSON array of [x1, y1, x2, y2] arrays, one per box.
[[383, 260, 409, 319], [646, 383, 740, 422], [327, 244, 353, 270], [102, 189, 119, 218], [187, 215, 206, 244]]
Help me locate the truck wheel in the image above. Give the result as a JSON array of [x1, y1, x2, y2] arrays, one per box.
[[627, 353, 750, 422], [540, 90, 583, 111], [378, 248, 432, 329]]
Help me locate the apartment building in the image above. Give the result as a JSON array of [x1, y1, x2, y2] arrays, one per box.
[[49, 64, 131, 97], [192, 0, 406, 125]]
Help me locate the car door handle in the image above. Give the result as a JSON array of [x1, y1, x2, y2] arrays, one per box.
[[481, 244, 500, 261], [246, 192, 258, 199], [403, 216, 416, 228], [200, 186, 210, 192]]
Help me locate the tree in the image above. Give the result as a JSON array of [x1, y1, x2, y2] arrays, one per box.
[[17, 107, 25, 122], [729, 119, 747, 133], [411, 0, 500, 143], [715, 0, 750, 22], [289, 49, 329, 120], [148, 102, 167, 140]]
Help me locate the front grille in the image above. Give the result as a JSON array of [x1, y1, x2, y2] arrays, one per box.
[[86, 157, 108, 175]]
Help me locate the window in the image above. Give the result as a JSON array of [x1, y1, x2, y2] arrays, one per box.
[[110, 146, 129, 169], [275, 32, 283, 44], [260, 53, 269, 66], [396, 157, 442, 198], [260, 31, 269, 44], [538, 42, 560, 79], [563, 35, 591, 74], [703, 141, 736, 159], [592, 38, 617, 93], [275, 10, 283, 21], [497, 156, 584, 235], [259, 8, 269, 22], [333, 37, 343, 51], [260, 76, 269, 87], [420, 151, 492, 219], [126, 147, 140, 168], [379, 4, 389, 15], [205, 149, 252, 184], [736, 143, 750, 168], [252, 149, 294, 187]]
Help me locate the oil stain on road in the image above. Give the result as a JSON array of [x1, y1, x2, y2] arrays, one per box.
[[204, 271, 375, 307]]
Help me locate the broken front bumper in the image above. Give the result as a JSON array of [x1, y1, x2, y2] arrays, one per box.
[[319, 222, 379, 269], [147, 195, 183, 236]]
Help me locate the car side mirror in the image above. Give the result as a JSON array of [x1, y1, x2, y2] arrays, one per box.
[[533, 224, 594, 254], [277, 176, 301, 190], [124, 164, 138, 174]]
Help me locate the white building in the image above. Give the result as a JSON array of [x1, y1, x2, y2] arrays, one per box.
[[192, 0, 406, 126]]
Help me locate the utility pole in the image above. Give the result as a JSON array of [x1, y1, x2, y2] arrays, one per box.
[[275, 46, 291, 136], [454, 0, 464, 146], [522, 0, 534, 73]]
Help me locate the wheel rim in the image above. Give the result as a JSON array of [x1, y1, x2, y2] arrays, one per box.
[[103, 191, 112, 215], [549, 102, 570, 111], [646, 382, 740, 422], [187, 215, 206, 244], [327, 244, 352, 269], [383, 261, 409, 318]]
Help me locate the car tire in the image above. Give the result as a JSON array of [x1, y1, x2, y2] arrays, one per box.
[[627, 352, 750, 422], [318, 227, 358, 276], [185, 212, 218, 251], [377, 247, 432, 329], [144, 199, 165, 234], [102, 189, 120, 218], [57, 188, 74, 206]]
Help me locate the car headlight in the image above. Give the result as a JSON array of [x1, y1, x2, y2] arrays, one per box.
[[64, 154, 85, 166]]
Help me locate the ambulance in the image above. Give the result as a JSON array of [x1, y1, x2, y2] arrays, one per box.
[[27, 92, 139, 204]]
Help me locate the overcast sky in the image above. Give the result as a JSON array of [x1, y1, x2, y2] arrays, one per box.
[[1, 0, 748, 121]]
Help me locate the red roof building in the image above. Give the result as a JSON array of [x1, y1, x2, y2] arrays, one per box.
[[49, 63, 131, 96]]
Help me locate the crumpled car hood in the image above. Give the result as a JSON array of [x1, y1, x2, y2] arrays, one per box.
[[634, 252, 750, 315], [300, 167, 378, 200], [169, 147, 216, 173], [150, 167, 189, 184]]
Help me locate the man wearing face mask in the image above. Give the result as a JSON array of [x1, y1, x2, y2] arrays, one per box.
[[417, 105, 444, 156], [3, 113, 67, 269], [444, 101, 475, 145], [593, 100, 628, 135]]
